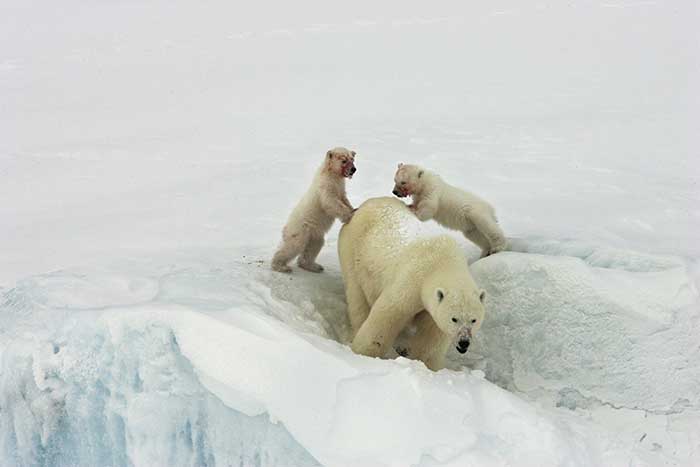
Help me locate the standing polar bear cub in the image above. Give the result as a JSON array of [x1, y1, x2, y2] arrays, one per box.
[[339, 197, 486, 371], [393, 164, 507, 258], [271, 147, 357, 273]]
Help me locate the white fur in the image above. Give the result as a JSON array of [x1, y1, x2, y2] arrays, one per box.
[[393, 164, 507, 258], [271, 147, 356, 273], [338, 197, 485, 371]]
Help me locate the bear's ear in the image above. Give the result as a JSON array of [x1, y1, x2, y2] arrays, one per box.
[[397, 162, 403, 168], [418, 170, 424, 178], [351, 150, 356, 157], [436, 289, 444, 303], [327, 150, 333, 159], [479, 290, 486, 303]]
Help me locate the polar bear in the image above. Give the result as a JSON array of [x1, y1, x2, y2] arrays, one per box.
[[271, 147, 357, 273], [392, 163, 507, 258], [338, 197, 486, 371]]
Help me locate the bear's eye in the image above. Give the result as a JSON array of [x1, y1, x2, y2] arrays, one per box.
[[451, 317, 458, 323], [471, 319, 477, 324], [401, 181, 406, 185]]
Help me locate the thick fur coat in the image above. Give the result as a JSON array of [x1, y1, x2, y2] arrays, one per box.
[[271, 147, 356, 273], [338, 197, 485, 371], [393, 164, 507, 258]]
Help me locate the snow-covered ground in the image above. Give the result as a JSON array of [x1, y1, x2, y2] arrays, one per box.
[[1, 1, 699, 465]]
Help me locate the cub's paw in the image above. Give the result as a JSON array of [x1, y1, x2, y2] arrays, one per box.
[[482, 242, 507, 258], [297, 260, 324, 273], [271, 262, 293, 273]]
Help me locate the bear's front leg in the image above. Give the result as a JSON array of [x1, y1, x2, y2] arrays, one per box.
[[351, 294, 414, 359], [320, 192, 354, 224], [413, 195, 438, 222], [345, 277, 371, 337], [297, 235, 325, 272], [406, 311, 452, 371]]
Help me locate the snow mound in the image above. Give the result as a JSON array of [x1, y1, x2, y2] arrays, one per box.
[[0, 310, 319, 467], [464, 242, 699, 413], [0, 250, 648, 466]]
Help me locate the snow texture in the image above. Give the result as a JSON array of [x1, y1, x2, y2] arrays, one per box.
[[1, 0, 699, 466], [468, 241, 699, 413]]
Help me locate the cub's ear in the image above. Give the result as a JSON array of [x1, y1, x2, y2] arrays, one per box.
[[418, 170, 424, 178], [479, 290, 486, 303], [327, 150, 333, 159], [397, 162, 404, 169], [351, 150, 356, 157], [436, 289, 445, 302]]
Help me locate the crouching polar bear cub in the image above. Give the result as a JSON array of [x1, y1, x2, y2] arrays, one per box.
[[338, 197, 486, 371], [392, 163, 507, 258]]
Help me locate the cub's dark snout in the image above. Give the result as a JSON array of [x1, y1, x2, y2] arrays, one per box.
[[350, 167, 356, 175], [456, 338, 470, 354], [392, 189, 399, 196]]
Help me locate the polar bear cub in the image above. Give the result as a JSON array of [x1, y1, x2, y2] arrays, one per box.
[[338, 197, 486, 371], [392, 163, 507, 258], [271, 147, 357, 273]]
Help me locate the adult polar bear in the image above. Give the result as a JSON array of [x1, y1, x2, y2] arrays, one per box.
[[338, 197, 486, 371]]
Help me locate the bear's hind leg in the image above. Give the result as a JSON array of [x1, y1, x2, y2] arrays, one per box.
[[271, 230, 307, 273], [297, 235, 325, 273], [470, 214, 507, 257], [463, 228, 492, 259]]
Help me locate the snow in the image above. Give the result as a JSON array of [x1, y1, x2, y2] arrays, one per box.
[[467, 242, 699, 412], [0, 258, 631, 466], [1, 0, 699, 466], [0, 303, 320, 467]]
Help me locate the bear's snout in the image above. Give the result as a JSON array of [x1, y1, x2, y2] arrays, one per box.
[[343, 163, 356, 178], [455, 338, 470, 354], [392, 186, 407, 198]]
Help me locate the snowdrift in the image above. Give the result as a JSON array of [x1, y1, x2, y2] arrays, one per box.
[[467, 239, 700, 412], [2, 240, 697, 466]]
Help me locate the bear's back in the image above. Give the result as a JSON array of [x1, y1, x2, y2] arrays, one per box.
[[348, 197, 424, 255], [341, 197, 459, 274]]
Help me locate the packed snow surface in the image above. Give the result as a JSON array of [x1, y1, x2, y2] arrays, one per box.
[[1, 0, 699, 466]]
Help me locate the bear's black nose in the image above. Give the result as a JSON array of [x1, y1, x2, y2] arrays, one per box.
[[456, 338, 470, 354], [350, 167, 356, 174], [392, 190, 399, 196]]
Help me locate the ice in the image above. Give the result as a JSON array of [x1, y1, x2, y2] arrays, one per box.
[[0, 301, 320, 467]]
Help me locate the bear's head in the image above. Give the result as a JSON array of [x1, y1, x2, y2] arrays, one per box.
[[423, 282, 486, 354], [392, 163, 424, 198], [325, 147, 357, 179]]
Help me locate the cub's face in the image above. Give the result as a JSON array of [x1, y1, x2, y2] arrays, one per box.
[[392, 163, 423, 197], [326, 147, 357, 178], [426, 287, 486, 354]]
